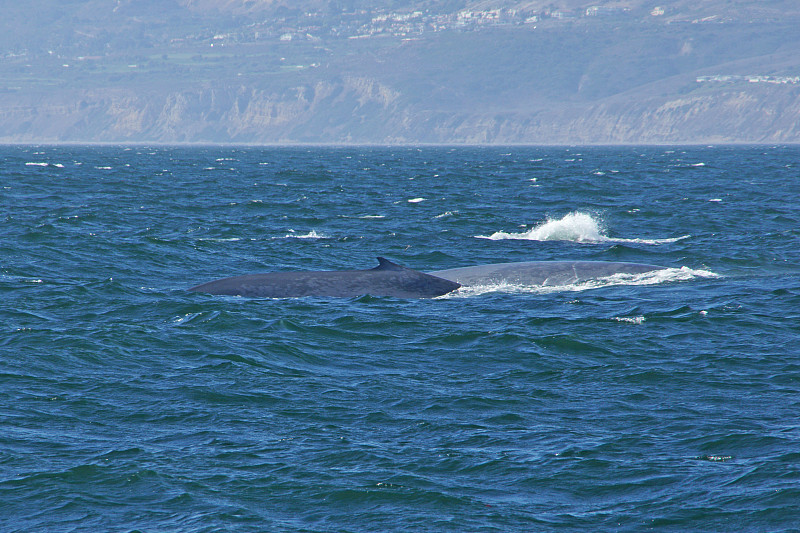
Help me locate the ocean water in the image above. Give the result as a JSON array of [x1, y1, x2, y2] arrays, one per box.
[[1, 145, 799, 532]]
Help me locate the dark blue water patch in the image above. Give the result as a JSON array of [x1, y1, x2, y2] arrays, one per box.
[[1, 145, 799, 532]]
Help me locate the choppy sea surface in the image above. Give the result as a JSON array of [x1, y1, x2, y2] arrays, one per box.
[[1, 145, 799, 532]]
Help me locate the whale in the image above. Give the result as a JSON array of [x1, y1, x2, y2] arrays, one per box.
[[190, 258, 668, 299], [188, 257, 461, 298], [429, 260, 665, 287]]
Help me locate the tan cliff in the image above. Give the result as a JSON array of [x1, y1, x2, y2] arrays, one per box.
[[2, 77, 798, 144]]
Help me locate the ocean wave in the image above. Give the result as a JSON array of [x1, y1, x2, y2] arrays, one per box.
[[25, 162, 64, 168], [613, 315, 646, 324], [444, 266, 718, 297], [476, 212, 689, 245], [284, 230, 328, 239]]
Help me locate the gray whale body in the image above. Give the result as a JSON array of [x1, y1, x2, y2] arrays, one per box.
[[430, 261, 665, 287], [189, 259, 668, 299], [188, 257, 461, 298]]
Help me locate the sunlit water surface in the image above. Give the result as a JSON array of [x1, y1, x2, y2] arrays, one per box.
[[1, 145, 798, 531]]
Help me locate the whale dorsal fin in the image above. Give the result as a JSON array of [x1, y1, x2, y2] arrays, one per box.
[[374, 257, 406, 271]]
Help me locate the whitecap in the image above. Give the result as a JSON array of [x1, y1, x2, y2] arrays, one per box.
[[476, 211, 689, 245], [699, 455, 732, 462], [25, 162, 49, 167], [613, 316, 646, 324], [613, 235, 690, 245], [285, 230, 328, 239], [408, 197, 426, 203]]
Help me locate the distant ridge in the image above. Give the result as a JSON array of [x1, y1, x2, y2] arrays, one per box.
[[1, 0, 799, 143]]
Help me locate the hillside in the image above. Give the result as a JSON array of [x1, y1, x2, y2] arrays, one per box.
[[1, 0, 799, 143]]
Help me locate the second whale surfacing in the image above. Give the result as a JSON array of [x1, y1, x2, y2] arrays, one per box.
[[188, 257, 461, 298]]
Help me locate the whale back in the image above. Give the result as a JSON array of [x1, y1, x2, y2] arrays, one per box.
[[189, 257, 461, 298], [430, 261, 664, 287]]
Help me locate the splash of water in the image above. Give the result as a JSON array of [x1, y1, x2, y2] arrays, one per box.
[[476, 211, 688, 245]]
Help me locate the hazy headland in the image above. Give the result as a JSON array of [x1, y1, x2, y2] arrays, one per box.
[[2, 0, 799, 144]]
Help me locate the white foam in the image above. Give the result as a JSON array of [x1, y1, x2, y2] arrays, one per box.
[[25, 162, 64, 168], [613, 316, 646, 324], [579, 266, 718, 289], [285, 230, 328, 239], [442, 266, 718, 298], [476, 212, 689, 245]]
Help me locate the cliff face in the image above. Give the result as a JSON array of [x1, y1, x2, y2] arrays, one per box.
[[3, 79, 798, 144], [532, 85, 800, 144]]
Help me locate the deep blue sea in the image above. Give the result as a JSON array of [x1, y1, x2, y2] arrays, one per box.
[[2, 145, 799, 532]]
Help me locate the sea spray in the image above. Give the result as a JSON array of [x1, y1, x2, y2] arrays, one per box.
[[478, 212, 605, 242], [477, 211, 689, 245]]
